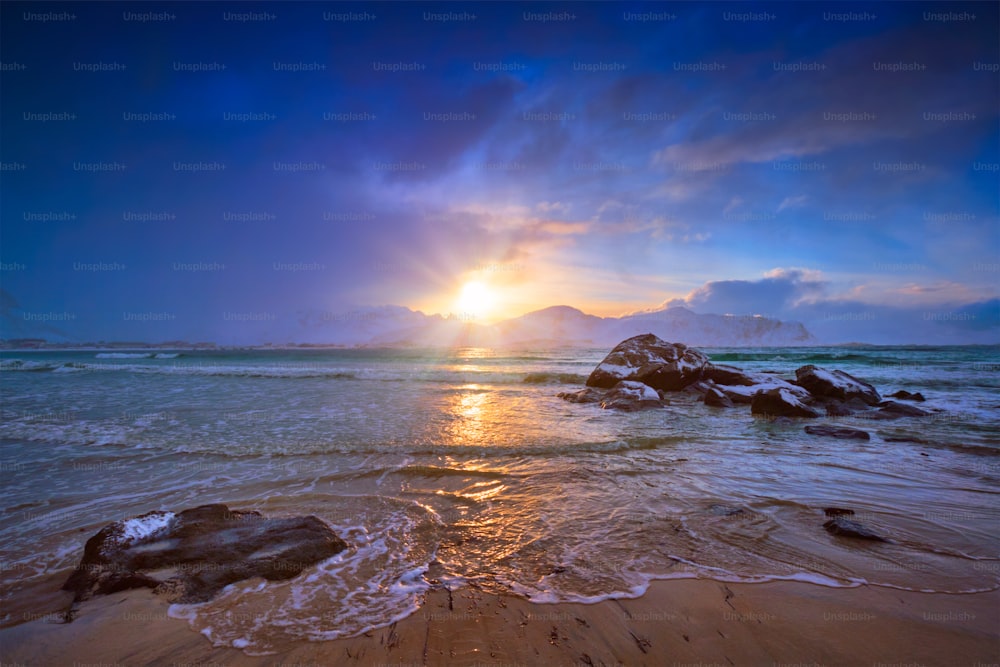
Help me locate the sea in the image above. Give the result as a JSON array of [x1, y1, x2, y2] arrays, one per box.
[[1, 345, 998, 654]]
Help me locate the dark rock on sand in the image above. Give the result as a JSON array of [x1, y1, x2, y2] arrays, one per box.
[[823, 507, 856, 517], [751, 388, 821, 418], [823, 516, 887, 542], [585, 334, 707, 391], [557, 387, 603, 404], [794, 365, 881, 406], [889, 390, 926, 402], [63, 504, 347, 605], [804, 424, 871, 440], [599, 380, 667, 411], [703, 386, 735, 408]]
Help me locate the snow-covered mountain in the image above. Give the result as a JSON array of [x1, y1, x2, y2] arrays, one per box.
[[309, 304, 816, 348]]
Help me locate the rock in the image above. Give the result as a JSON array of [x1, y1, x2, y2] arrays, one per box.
[[824, 401, 855, 417], [715, 384, 756, 404], [557, 387, 603, 404], [708, 504, 749, 517], [585, 334, 707, 391], [877, 400, 931, 417], [804, 424, 871, 440], [751, 388, 821, 418], [702, 364, 757, 386], [889, 390, 925, 402], [62, 504, 347, 605], [823, 507, 855, 517], [685, 380, 713, 395], [599, 380, 667, 411], [823, 517, 887, 542], [703, 386, 735, 408], [825, 397, 874, 416], [794, 365, 881, 406]]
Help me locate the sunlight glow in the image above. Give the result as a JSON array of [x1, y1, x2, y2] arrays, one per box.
[[455, 281, 495, 319]]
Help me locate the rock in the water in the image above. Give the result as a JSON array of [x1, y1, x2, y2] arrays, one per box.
[[823, 517, 887, 541], [795, 365, 881, 405], [63, 504, 347, 605], [703, 386, 735, 408], [824, 401, 854, 417], [877, 400, 931, 417], [599, 380, 666, 411], [823, 507, 855, 517], [804, 424, 871, 440], [702, 364, 758, 386], [889, 390, 925, 402], [751, 388, 821, 418], [708, 504, 749, 517], [585, 334, 707, 391], [557, 387, 603, 404], [685, 380, 713, 395]]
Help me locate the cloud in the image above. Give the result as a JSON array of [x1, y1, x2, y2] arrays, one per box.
[[670, 270, 999, 343], [777, 195, 808, 213], [680, 268, 828, 316]]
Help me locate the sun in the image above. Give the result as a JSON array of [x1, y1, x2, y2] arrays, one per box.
[[455, 281, 495, 318]]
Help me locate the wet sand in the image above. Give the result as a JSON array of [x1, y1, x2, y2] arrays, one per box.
[[1, 578, 997, 666]]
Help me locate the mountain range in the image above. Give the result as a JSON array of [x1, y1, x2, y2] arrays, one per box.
[[291, 304, 816, 348]]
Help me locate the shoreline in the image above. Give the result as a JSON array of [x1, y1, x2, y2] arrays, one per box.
[[2, 578, 997, 666]]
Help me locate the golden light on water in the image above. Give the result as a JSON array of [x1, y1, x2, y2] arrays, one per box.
[[446, 384, 491, 446]]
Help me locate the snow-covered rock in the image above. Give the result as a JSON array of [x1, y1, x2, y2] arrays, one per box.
[[794, 365, 881, 405], [751, 387, 821, 418], [703, 386, 735, 408], [585, 333, 708, 390], [600, 380, 667, 411]]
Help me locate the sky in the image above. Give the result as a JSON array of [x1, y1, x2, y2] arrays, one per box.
[[1, 1, 998, 344]]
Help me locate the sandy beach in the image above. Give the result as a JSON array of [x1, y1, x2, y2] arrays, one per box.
[[2, 578, 997, 667]]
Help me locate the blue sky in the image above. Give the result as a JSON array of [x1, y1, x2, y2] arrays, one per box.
[[1, 1, 997, 344]]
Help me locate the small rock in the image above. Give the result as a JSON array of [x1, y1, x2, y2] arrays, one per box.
[[823, 517, 887, 542], [708, 504, 748, 517], [599, 380, 666, 411], [825, 400, 855, 417], [702, 364, 758, 387], [823, 507, 855, 517], [804, 424, 871, 440], [557, 387, 603, 404], [877, 401, 931, 417], [703, 386, 735, 408], [889, 390, 925, 402], [751, 388, 821, 419]]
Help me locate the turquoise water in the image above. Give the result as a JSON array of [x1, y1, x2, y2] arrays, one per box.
[[1, 346, 998, 653]]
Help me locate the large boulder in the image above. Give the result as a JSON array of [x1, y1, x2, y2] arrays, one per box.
[[751, 387, 821, 418], [63, 504, 347, 604], [889, 390, 925, 402], [794, 365, 881, 405], [599, 380, 667, 411], [585, 334, 708, 391]]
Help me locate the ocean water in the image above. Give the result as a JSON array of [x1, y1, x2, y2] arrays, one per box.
[[1, 346, 998, 654]]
